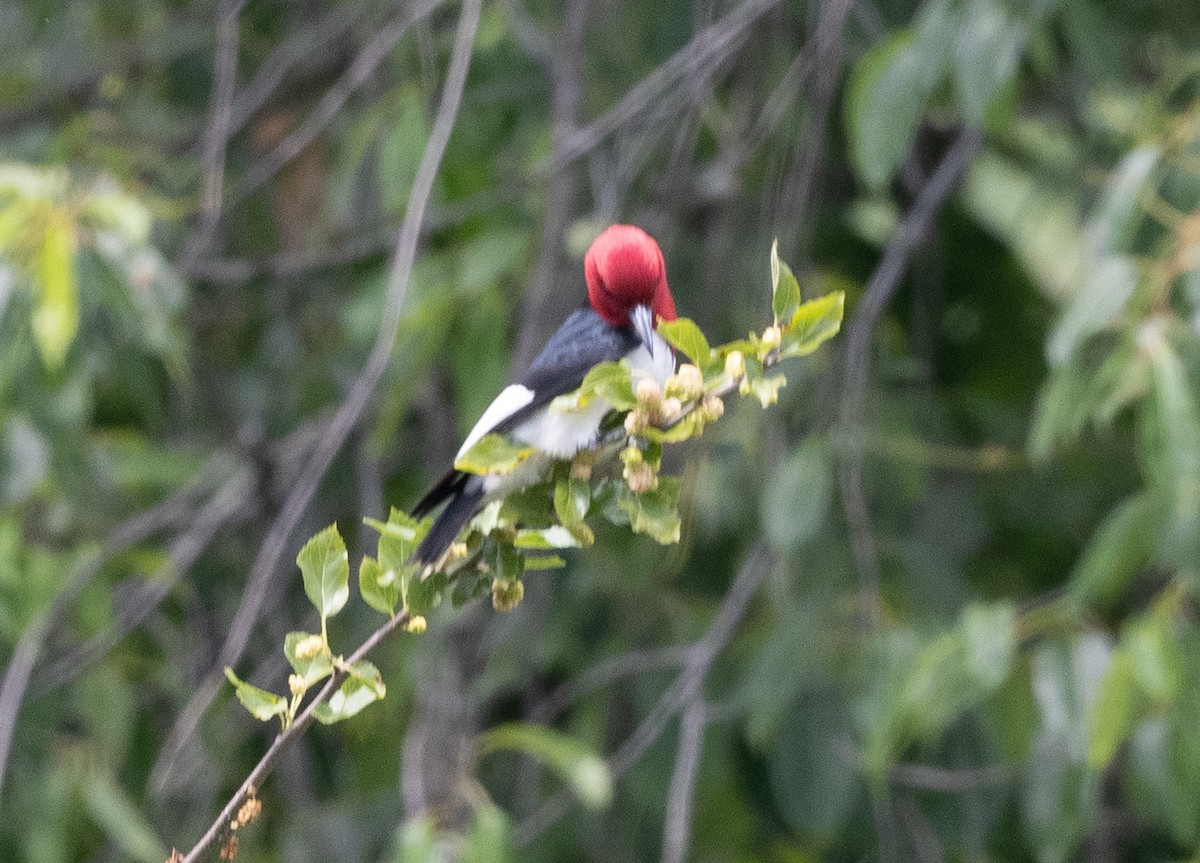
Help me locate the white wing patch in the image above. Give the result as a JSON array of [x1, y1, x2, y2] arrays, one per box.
[[458, 330, 676, 464], [456, 384, 536, 461]]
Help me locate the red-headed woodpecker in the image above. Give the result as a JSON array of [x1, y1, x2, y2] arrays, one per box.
[[411, 224, 678, 563]]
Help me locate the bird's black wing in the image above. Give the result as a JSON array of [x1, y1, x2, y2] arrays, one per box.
[[491, 306, 637, 435], [412, 307, 635, 521]]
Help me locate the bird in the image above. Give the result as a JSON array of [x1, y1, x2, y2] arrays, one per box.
[[410, 224, 679, 564]]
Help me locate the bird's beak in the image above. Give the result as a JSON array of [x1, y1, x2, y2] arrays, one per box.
[[632, 304, 657, 359]]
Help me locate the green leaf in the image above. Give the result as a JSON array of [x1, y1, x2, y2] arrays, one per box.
[[768, 693, 859, 840], [225, 667, 288, 722], [31, 208, 78, 369], [284, 631, 333, 687], [1086, 648, 1138, 769], [1047, 255, 1139, 365], [522, 554, 567, 571], [297, 524, 350, 621], [1067, 494, 1157, 609], [1125, 614, 1181, 705], [614, 476, 682, 545], [478, 722, 613, 809], [1145, 343, 1200, 565], [455, 433, 534, 476], [577, 361, 636, 410], [770, 239, 802, 324], [781, 292, 845, 358], [514, 526, 581, 549], [79, 771, 166, 863], [1127, 714, 1200, 846], [554, 478, 590, 526], [761, 436, 832, 550], [461, 805, 515, 863], [359, 555, 401, 616], [739, 373, 787, 408], [657, 317, 712, 369], [313, 660, 386, 724], [845, 30, 927, 188], [953, 0, 1024, 125]]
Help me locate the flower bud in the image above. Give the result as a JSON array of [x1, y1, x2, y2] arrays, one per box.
[[624, 460, 659, 494], [701, 394, 725, 421], [724, 350, 745, 380], [672, 364, 704, 400], [620, 445, 643, 466], [762, 325, 782, 350], [661, 397, 683, 421], [492, 578, 524, 612], [635, 377, 663, 409], [624, 409, 648, 436], [448, 542, 468, 561], [288, 674, 305, 698], [294, 634, 324, 661], [406, 615, 428, 634]]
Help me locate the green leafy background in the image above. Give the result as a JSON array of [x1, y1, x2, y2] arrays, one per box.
[[2, 0, 1200, 861]]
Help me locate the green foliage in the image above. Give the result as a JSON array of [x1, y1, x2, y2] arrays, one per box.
[[477, 723, 613, 810]]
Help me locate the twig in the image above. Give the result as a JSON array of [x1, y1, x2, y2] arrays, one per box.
[[660, 697, 707, 863], [29, 468, 255, 697], [837, 126, 983, 626], [550, 0, 784, 170], [0, 455, 231, 810], [151, 0, 483, 791], [180, 0, 247, 272], [516, 545, 768, 845], [531, 645, 689, 723], [176, 608, 413, 862], [235, 0, 447, 198]]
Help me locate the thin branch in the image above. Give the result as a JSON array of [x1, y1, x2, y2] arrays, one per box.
[[0, 455, 231, 810], [151, 0, 482, 792], [176, 608, 413, 863], [516, 545, 768, 845], [235, 0, 447, 199], [29, 468, 255, 697], [550, 0, 784, 170], [531, 645, 689, 723], [837, 126, 983, 626], [660, 698, 707, 863], [180, 0, 247, 272]]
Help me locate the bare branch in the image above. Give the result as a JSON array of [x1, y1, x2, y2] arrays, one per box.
[[837, 126, 983, 626], [660, 698, 707, 863], [179, 0, 247, 272], [235, 0, 447, 198], [151, 0, 483, 791], [551, 0, 784, 169], [516, 545, 768, 845], [0, 455, 232, 809]]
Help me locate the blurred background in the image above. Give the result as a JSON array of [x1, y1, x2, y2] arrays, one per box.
[[2, 0, 1200, 860]]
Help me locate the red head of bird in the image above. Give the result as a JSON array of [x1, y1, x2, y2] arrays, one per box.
[[584, 224, 677, 330]]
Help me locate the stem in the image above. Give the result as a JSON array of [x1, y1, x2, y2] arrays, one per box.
[[177, 609, 411, 862]]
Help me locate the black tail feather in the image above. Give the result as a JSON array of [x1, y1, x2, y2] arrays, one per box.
[[412, 475, 485, 564], [413, 469, 469, 518]]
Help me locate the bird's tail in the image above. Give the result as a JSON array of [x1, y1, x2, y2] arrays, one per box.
[[412, 470, 485, 564]]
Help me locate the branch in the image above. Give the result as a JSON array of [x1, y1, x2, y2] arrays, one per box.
[[179, 0, 247, 272], [837, 126, 983, 626], [234, 0, 447, 199], [0, 455, 232, 810], [550, 0, 783, 169], [151, 0, 482, 791], [660, 697, 707, 863], [176, 608, 413, 863], [516, 544, 768, 845]]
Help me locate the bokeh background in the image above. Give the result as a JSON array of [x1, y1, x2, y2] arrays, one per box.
[[3, 0, 1200, 860]]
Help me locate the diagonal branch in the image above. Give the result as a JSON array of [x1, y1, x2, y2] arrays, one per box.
[[838, 126, 984, 625], [151, 0, 483, 791], [516, 544, 768, 845], [0, 455, 232, 810]]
